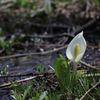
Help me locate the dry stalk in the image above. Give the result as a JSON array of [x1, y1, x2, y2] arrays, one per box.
[[0, 45, 67, 60], [78, 79, 93, 99], [79, 81, 100, 100], [0, 75, 43, 88], [80, 61, 100, 70]]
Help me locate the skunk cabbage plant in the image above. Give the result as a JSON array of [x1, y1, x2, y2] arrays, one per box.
[[66, 31, 87, 79], [44, 0, 52, 15], [66, 31, 87, 64]]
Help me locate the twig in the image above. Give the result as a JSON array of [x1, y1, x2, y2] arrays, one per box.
[[31, 23, 70, 29], [83, 73, 100, 77], [34, 43, 64, 47], [88, 45, 100, 49], [0, 70, 54, 78], [80, 61, 100, 70], [0, 75, 43, 88], [72, 18, 97, 35], [0, 3, 13, 11], [30, 18, 97, 36], [78, 79, 93, 99], [28, 33, 74, 39], [79, 81, 100, 100], [0, 0, 14, 4], [0, 45, 67, 60]]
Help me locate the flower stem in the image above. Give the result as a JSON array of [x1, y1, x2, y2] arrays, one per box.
[[72, 62, 77, 82]]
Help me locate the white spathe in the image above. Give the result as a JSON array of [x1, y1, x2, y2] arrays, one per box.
[[66, 31, 87, 63], [44, 0, 52, 14]]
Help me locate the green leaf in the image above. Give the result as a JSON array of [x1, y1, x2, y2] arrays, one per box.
[[11, 90, 23, 100], [10, 83, 26, 91], [38, 63, 43, 72], [15, 85, 26, 91], [94, 0, 100, 5], [26, 82, 35, 87], [2, 68, 7, 75], [0, 38, 5, 48], [32, 97, 38, 100], [39, 91, 48, 100], [23, 85, 32, 100], [54, 55, 71, 91], [59, 54, 64, 59], [16, 34, 26, 41]]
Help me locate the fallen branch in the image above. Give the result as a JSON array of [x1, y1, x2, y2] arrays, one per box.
[[28, 33, 74, 39], [0, 45, 67, 60], [72, 18, 97, 35], [0, 75, 43, 88], [31, 23, 70, 29], [0, 3, 13, 11], [78, 79, 93, 99], [28, 18, 97, 39], [83, 73, 100, 77], [79, 81, 100, 100], [80, 61, 100, 70], [0, 70, 54, 78]]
